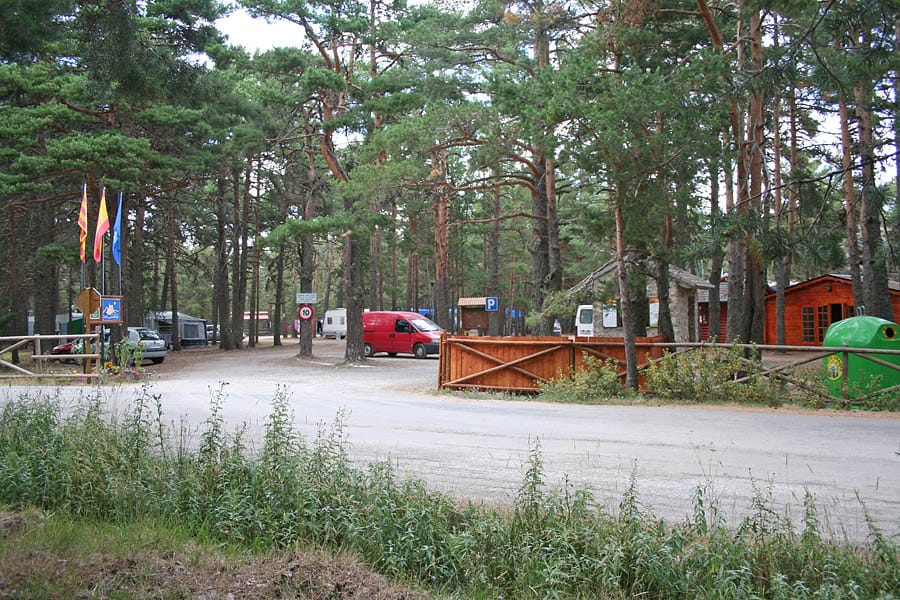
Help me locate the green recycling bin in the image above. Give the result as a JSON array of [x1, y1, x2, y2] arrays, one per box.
[[822, 316, 900, 399]]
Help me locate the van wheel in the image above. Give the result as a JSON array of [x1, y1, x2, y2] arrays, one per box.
[[413, 343, 427, 359], [364, 343, 374, 358]]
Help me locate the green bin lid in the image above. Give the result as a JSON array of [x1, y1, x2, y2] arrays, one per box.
[[822, 316, 899, 349]]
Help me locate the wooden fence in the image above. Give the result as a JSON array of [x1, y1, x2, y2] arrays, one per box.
[[438, 334, 667, 392], [0, 333, 101, 381], [437, 336, 900, 405]]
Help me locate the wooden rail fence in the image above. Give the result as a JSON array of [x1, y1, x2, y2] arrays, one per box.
[[0, 333, 101, 381], [438, 336, 900, 405]]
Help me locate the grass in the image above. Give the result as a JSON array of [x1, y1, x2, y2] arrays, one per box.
[[1, 386, 898, 599]]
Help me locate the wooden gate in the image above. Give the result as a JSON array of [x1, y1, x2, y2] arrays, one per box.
[[438, 335, 667, 393]]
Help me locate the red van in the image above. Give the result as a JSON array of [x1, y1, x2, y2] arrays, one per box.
[[362, 311, 443, 358]]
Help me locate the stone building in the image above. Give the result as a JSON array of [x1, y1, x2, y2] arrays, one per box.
[[567, 260, 712, 343]]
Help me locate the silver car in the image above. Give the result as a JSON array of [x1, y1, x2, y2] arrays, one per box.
[[127, 327, 167, 364]]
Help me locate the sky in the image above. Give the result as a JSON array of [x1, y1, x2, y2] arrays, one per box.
[[216, 9, 300, 52]]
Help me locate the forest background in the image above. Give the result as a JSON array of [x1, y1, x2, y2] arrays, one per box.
[[1, 0, 899, 373]]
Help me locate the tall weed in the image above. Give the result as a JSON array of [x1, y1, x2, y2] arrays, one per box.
[[1, 388, 897, 599]]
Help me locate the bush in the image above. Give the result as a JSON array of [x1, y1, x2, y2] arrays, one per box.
[[643, 344, 785, 406], [538, 354, 626, 403]]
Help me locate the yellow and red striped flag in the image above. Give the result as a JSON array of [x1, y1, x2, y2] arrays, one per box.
[[78, 183, 88, 263], [93, 187, 110, 263]]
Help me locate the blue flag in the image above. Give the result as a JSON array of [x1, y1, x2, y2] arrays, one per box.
[[112, 192, 123, 266]]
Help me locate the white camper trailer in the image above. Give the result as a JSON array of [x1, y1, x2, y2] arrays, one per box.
[[321, 308, 347, 339]]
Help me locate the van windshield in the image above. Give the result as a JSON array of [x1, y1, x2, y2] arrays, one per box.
[[578, 309, 593, 324], [410, 317, 441, 332]]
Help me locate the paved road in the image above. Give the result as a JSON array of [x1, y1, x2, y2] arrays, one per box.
[[4, 338, 898, 544]]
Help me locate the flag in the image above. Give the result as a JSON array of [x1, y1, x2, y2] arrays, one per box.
[[78, 183, 88, 263], [112, 192, 123, 266], [93, 187, 109, 263]]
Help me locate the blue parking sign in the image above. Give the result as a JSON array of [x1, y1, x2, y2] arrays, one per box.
[[485, 297, 499, 311]]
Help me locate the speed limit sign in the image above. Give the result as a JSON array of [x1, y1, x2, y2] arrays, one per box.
[[297, 304, 314, 321]]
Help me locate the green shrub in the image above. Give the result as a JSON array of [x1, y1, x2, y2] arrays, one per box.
[[538, 354, 626, 403], [643, 345, 785, 406]]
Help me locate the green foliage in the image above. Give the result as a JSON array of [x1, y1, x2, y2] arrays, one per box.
[[843, 376, 900, 412], [643, 345, 786, 407], [3, 388, 895, 598], [104, 337, 146, 378], [539, 354, 626, 404]]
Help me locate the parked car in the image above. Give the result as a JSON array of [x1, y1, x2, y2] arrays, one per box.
[[126, 327, 166, 364], [362, 311, 442, 358], [50, 332, 108, 364], [55, 328, 166, 365], [49, 340, 76, 363]]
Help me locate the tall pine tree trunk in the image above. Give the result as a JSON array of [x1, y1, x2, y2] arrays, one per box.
[[773, 49, 788, 347], [488, 181, 502, 336], [126, 194, 145, 327], [614, 182, 638, 390], [839, 96, 864, 309], [746, 7, 766, 346], [249, 170, 261, 348], [855, 81, 893, 319], [707, 152, 724, 342], [33, 200, 58, 334], [529, 152, 550, 334], [214, 176, 231, 348], [406, 217, 419, 311], [229, 167, 250, 350], [167, 200, 180, 351], [298, 136, 320, 357], [432, 148, 452, 330]]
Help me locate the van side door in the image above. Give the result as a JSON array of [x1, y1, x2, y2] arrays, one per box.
[[390, 318, 414, 354]]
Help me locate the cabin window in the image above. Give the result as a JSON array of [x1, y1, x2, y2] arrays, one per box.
[[801, 307, 815, 342], [817, 305, 830, 342]]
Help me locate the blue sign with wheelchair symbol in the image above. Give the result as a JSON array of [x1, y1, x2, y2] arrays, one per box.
[[485, 297, 499, 311]]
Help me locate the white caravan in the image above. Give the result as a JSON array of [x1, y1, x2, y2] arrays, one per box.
[[322, 308, 347, 339]]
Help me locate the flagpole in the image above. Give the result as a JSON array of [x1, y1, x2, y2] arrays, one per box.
[[94, 185, 109, 296], [100, 214, 105, 296], [101, 238, 106, 295], [117, 191, 123, 295]]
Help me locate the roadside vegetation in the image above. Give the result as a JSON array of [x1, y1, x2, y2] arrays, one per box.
[[539, 346, 900, 412], [1, 386, 897, 598]]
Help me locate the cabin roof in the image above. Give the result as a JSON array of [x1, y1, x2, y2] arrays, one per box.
[[567, 260, 712, 297]]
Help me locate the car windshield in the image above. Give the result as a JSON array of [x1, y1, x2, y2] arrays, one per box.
[[410, 317, 441, 332], [136, 329, 161, 341]]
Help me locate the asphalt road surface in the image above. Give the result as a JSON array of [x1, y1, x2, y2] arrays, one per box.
[[4, 337, 898, 544]]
